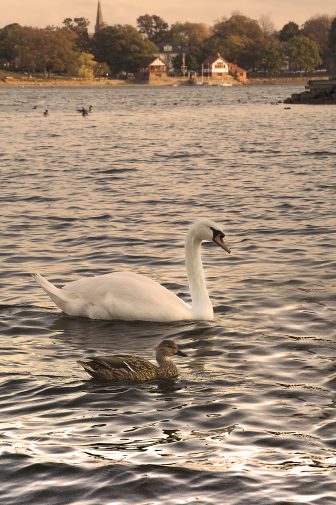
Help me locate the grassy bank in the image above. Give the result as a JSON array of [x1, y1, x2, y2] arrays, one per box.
[[0, 70, 329, 88], [0, 71, 193, 87], [0, 72, 126, 87]]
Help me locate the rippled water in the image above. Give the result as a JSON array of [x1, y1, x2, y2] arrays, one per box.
[[0, 84, 335, 504]]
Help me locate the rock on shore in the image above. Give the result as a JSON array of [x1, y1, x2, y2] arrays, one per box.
[[285, 79, 336, 104]]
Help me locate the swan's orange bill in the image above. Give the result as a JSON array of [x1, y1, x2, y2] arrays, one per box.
[[213, 235, 231, 254]]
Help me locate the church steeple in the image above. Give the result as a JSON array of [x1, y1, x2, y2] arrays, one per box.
[[95, 1, 104, 34]]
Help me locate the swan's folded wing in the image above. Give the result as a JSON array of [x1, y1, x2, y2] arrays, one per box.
[[62, 271, 192, 321]]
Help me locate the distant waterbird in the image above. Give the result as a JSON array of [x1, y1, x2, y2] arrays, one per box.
[[77, 107, 91, 116], [32, 218, 231, 322], [43, 109, 49, 116], [77, 339, 187, 381]]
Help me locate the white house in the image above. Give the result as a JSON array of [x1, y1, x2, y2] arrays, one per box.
[[202, 54, 229, 77]]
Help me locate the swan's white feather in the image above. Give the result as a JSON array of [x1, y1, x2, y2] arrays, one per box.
[[34, 271, 192, 321], [33, 219, 228, 322]]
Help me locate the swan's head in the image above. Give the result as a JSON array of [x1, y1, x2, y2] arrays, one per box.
[[156, 339, 188, 357], [189, 219, 231, 254]]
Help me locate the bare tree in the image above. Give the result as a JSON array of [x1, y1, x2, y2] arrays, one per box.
[[259, 15, 276, 38]]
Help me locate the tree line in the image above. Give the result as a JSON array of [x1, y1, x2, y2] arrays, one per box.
[[0, 13, 335, 78]]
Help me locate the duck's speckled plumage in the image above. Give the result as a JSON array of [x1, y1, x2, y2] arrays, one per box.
[[78, 339, 187, 382]]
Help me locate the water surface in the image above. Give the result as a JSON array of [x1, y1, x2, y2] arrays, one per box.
[[0, 84, 335, 504]]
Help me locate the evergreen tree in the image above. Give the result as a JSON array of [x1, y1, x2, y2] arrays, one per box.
[[169, 22, 210, 69], [93, 25, 158, 75], [63, 17, 90, 51], [0, 24, 80, 76], [255, 40, 285, 76], [136, 15, 169, 44], [206, 14, 264, 69], [327, 18, 336, 75], [279, 22, 300, 42], [286, 35, 322, 74]]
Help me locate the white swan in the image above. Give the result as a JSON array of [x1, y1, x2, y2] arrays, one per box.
[[33, 219, 230, 322]]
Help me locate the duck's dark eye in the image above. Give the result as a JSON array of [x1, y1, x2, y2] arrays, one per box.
[[210, 226, 225, 239]]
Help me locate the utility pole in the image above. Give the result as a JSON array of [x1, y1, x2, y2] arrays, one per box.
[[181, 51, 187, 77]]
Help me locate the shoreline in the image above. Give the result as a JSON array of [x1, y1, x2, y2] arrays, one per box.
[[0, 74, 323, 88]]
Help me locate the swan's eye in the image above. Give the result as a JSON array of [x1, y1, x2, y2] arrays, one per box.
[[210, 227, 225, 239]]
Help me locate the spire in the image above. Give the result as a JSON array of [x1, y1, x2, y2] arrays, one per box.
[[95, 1, 104, 34]]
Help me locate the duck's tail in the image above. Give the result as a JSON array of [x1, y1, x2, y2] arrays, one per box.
[[32, 272, 69, 311]]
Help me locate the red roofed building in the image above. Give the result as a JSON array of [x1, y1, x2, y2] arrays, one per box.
[[137, 57, 168, 80], [228, 63, 247, 82]]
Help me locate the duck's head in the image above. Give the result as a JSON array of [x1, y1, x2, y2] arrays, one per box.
[[189, 219, 231, 253], [157, 339, 187, 357]]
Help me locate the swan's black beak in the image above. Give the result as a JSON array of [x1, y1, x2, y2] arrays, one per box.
[[213, 234, 231, 254], [177, 349, 188, 357]]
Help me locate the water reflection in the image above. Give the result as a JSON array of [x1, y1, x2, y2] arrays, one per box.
[[50, 315, 199, 352]]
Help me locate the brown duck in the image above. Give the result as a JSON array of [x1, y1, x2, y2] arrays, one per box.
[[77, 339, 187, 381]]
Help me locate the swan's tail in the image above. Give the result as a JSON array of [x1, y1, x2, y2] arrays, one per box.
[[32, 272, 69, 311]]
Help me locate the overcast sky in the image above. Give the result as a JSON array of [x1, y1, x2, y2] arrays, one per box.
[[2, 0, 336, 31]]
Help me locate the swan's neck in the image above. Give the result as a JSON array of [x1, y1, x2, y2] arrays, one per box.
[[156, 353, 178, 377], [185, 233, 213, 320]]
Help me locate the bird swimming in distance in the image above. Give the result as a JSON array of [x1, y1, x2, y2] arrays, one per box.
[[77, 339, 187, 381], [32, 218, 231, 322], [43, 109, 49, 116], [77, 107, 90, 116]]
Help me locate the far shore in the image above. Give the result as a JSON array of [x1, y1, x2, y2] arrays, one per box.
[[0, 74, 328, 88]]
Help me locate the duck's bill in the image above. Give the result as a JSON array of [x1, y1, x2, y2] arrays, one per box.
[[213, 236, 231, 253], [177, 350, 188, 357]]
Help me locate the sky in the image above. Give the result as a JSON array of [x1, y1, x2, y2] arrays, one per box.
[[1, 0, 336, 31]]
